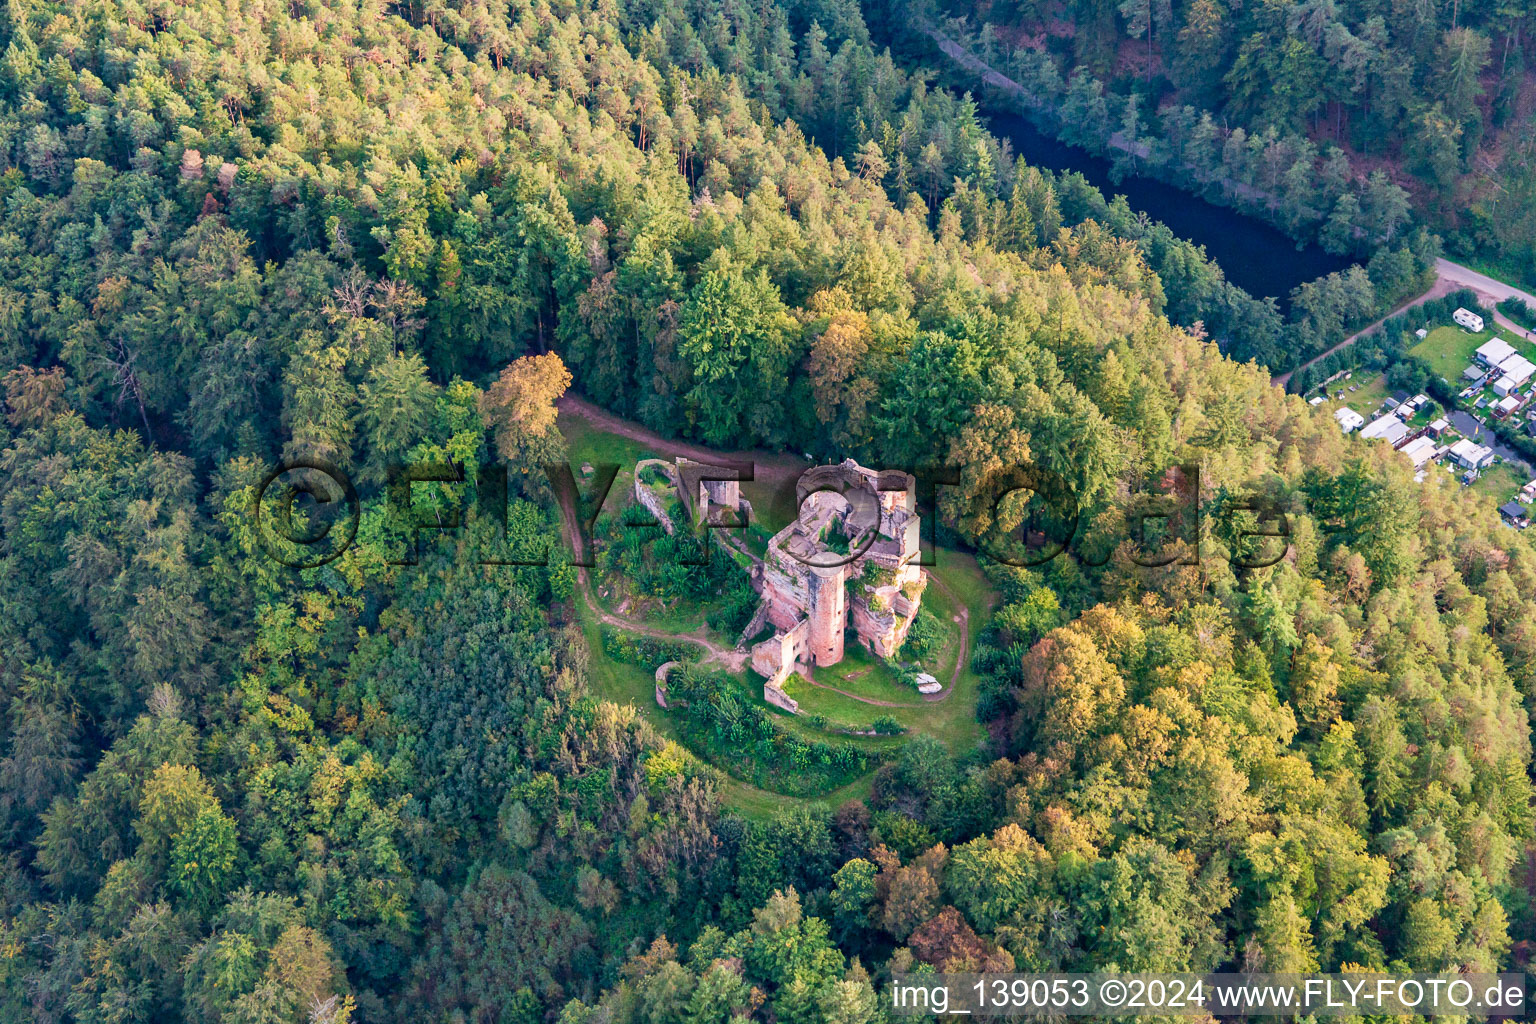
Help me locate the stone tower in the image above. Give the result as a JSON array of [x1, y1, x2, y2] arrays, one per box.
[[804, 563, 847, 666]]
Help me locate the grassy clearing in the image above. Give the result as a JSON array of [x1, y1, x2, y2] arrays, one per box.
[[590, 583, 735, 642], [743, 468, 806, 536], [717, 774, 875, 821], [1312, 371, 1393, 422], [1410, 324, 1504, 384], [559, 411, 660, 467], [923, 550, 995, 743], [583, 544, 996, 806], [762, 691, 910, 751], [1469, 459, 1530, 503], [559, 409, 810, 536], [779, 674, 917, 732], [571, 595, 685, 742], [812, 642, 929, 703], [929, 548, 997, 620]]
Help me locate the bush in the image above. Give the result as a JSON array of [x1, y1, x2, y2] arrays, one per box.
[[1323, 288, 1486, 386], [662, 666, 884, 796], [1386, 359, 1429, 393], [597, 503, 759, 634], [872, 811, 936, 861], [600, 628, 695, 671], [900, 607, 946, 662], [870, 715, 906, 735], [1499, 298, 1536, 332]]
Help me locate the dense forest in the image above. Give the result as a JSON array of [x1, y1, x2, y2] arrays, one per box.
[[901, 0, 1536, 283], [0, 0, 1533, 1022]]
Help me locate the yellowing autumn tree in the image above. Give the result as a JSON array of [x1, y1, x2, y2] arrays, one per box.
[[480, 351, 573, 469]]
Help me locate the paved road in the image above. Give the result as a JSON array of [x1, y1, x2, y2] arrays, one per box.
[[1435, 259, 1536, 346], [1275, 260, 1536, 388], [1435, 259, 1536, 308]]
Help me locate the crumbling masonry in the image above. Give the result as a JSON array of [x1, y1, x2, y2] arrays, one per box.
[[636, 457, 926, 712], [750, 461, 926, 709]]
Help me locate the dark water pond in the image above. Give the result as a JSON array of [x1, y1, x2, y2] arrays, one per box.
[[984, 110, 1354, 305]]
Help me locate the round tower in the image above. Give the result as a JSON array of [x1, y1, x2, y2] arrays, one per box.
[[804, 563, 847, 666]]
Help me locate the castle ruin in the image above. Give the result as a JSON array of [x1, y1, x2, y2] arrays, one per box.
[[750, 461, 926, 709], [636, 457, 927, 711]]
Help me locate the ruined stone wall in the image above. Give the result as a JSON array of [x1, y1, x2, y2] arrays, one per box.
[[751, 618, 808, 687], [703, 477, 740, 511], [665, 456, 932, 705], [736, 597, 772, 648], [751, 633, 794, 686], [763, 683, 800, 714], [632, 460, 678, 535], [851, 573, 923, 658], [760, 557, 809, 632], [850, 600, 897, 657], [654, 661, 677, 708]]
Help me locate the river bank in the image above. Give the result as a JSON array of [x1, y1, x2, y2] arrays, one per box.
[[983, 110, 1353, 304], [914, 19, 1356, 304]]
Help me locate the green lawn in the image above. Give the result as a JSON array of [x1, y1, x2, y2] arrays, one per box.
[[1469, 459, 1530, 503], [1312, 371, 1392, 423], [779, 672, 917, 731], [717, 774, 874, 821], [557, 412, 657, 518], [929, 547, 999, 621], [579, 540, 997, 808], [571, 593, 684, 741], [590, 580, 738, 643], [921, 550, 995, 747], [811, 639, 928, 703], [765, 553, 994, 753], [558, 410, 811, 536], [743, 467, 808, 536], [559, 411, 660, 466], [1408, 324, 1528, 386]]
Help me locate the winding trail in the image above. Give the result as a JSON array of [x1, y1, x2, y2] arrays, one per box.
[[554, 436, 749, 672], [558, 394, 809, 486], [580, 575, 749, 671], [921, 570, 974, 703]]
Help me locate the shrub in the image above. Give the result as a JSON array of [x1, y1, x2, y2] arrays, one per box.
[[662, 666, 883, 796], [900, 607, 946, 662], [1499, 298, 1536, 332], [600, 628, 694, 670]]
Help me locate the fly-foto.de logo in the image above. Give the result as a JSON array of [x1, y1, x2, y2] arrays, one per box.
[[248, 456, 1295, 571]]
